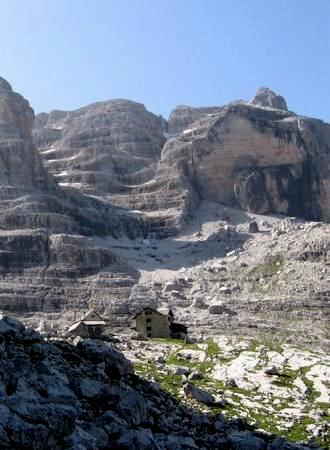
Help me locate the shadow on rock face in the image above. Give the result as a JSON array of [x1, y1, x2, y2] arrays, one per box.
[[0, 316, 323, 450]]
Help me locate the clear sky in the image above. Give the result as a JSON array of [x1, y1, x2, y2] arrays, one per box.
[[0, 0, 329, 121]]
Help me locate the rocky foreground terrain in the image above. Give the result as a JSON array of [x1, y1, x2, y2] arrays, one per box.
[[0, 76, 329, 447], [0, 316, 328, 449], [122, 335, 330, 449]]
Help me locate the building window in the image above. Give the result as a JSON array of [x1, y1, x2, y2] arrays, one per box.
[[147, 333, 152, 337], [145, 310, 152, 316], [146, 318, 151, 323], [146, 326, 152, 331]]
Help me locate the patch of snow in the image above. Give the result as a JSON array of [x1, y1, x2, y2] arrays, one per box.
[[40, 147, 57, 154], [54, 170, 70, 177], [183, 127, 198, 134]]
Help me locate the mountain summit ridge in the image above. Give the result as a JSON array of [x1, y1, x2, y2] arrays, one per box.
[[33, 84, 330, 225]]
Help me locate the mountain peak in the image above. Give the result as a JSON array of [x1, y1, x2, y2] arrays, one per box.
[[0, 76, 13, 94], [251, 87, 288, 110]]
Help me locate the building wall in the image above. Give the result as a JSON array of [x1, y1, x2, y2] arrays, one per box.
[[88, 325, 103, 338], [70, 323, 89, 338], [69, 323, 104, 338], [135, 310, 170, 338]]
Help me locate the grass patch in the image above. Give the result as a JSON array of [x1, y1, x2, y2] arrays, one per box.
[[249, 254, 285, 278], [272, 368, 299, 389], [134, 361, 182, 399], [205, 339, 221, 357], [166, 350, 215, 376], [248, 410, 281, 435], [149, 337, 186, 346], [287, 416, 315, 442]]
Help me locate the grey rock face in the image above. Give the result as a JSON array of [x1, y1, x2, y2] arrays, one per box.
[[0, 77, 144, 235], [160, 103, 330, 222], [34, 99, 166, 194], [251, 87, 288, 110], [0, 77, 145, 314], [0, 77, 55, 193], [33, 85, 330, 232], [33, 99, 185, 238], [168, 104, 221, 136]]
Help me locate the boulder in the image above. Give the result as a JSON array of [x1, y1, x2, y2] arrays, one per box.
[[248, 220, 259, 233], [166, 365, 191, 376], [64, 426, 98, 450], [228, 430, 267, 450], [79, 377, 107, 398], [209, 302, 226, 314], [116, 392, 148, 426], [77, 339, 133, 377], [177, 349, 206, 362], [227, 378, 238, 388], [219, 286, 232, 295], [188, 371, 204, 381], [116, 429, 160, 450], [183, 383, 215, 405], [264, 366, 281, 376]]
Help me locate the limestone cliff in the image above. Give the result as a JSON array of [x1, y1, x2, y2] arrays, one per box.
[[34, 87, 330, 226], [34, 99, 166, 194], [0, 77, 143, 314], [160, 101, 330, 222]]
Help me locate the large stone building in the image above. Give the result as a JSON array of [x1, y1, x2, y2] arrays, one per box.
[[131, 307, 187, 339]]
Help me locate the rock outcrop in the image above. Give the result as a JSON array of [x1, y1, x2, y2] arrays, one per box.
[[167, 104, 221, 136], [0, 77, 57, 196]]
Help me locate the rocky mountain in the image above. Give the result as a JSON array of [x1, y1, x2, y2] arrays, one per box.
[[0, 77, 145, 314], [0, 76, 329, 447], [0, 76, 328, 320], [34, 87, 330, 228]]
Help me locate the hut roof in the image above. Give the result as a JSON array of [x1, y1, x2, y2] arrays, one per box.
[[131, 307, 173, 320], [157, 307, 173, 316], [70, 310, 106, 329]]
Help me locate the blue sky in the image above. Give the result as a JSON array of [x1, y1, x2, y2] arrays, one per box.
[[0, 0, 329, 121]]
